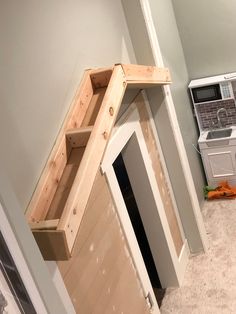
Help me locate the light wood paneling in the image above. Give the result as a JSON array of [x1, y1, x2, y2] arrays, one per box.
[[57, 171, 150, 314]]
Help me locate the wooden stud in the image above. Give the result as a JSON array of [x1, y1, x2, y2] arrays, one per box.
[[58, 65, 127, 252], [29, 219, 59, 230], [81, 88, 107, 127]]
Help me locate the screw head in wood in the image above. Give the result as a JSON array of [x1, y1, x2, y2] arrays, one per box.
[[103, 131, 108, 140], [109, 107, 114, 116]]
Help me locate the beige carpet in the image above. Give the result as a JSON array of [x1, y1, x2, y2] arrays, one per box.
[[160, 198, 236, 314]]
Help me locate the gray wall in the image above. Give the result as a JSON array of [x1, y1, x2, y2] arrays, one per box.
[[0, 1, 136, 311], [0, 0, 136, 212], [147, 0, 206, 203], [122, 0, 205, 252], [172, 0, 236, 79]]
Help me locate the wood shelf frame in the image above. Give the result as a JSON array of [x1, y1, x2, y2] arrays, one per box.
[[25, 63, 171, 260]]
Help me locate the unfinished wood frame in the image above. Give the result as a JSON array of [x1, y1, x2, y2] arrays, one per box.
[[26, 63, 171, 260]]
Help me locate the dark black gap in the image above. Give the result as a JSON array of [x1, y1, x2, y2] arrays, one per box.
[[0, 232, 36, 313], [113, 153, 162, 290]]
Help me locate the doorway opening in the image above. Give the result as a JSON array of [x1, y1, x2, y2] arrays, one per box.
[[113, 153, 166, 306]]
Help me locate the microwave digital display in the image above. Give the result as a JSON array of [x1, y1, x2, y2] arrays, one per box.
[[192, 84, 222, 103]]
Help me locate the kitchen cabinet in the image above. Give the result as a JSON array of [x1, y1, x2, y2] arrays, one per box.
[[200, 141, 236, 187]]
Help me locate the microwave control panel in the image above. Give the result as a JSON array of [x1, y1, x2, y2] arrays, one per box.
[[220, 81, 233, 99]]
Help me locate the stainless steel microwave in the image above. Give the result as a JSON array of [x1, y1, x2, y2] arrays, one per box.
[[189, 77, 234, 105]]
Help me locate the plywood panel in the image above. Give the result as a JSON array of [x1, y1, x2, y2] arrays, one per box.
[[136, 94, 183, 256], [33, 230, 70, 260], [57, 171, 150, 314], [58, 66, 126, 252]]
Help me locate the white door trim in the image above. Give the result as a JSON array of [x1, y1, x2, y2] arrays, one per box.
[[104, 165, 160, 314], [101, 107, 189, 292], [0, 202, 48, 314]]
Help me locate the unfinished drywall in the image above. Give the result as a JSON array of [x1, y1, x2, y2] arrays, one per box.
[[147, 0, 206, 204], [0, 0, 136, 211], [172, 0, 236, 78]]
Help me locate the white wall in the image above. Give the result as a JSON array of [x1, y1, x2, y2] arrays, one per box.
[[172, 0, 236, 78], [0, 0, 136, 211]]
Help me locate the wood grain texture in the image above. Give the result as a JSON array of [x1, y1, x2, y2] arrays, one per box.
[[58, 65, 126, 252], [121, 63, 171, 87], [90, 68, 113, 89], [26, 63, 173, 261], [136, 93, 183, 256], [57, 171, 150, 314], [81, 87, 106, 127], [29, 219, 59, 230]]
